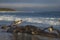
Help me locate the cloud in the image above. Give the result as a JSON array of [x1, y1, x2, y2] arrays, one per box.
[[0, 3, 59, 8], [0, 3, 60, 11], [0, 0, 60, 4]]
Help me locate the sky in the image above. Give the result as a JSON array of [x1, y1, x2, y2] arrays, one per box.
[[0, 0, 60, 11]]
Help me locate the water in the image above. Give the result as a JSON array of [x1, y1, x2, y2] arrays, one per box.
[[0, 11, 60, 40]]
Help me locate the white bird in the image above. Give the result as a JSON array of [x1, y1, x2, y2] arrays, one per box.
[[13, 20, 22, 25]]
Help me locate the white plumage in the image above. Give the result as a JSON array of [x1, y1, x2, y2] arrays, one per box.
[[13, 20, 22, 25]]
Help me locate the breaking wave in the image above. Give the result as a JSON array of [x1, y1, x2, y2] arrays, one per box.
[[0, 15, 60, 25], [0, 11, 34, 13]]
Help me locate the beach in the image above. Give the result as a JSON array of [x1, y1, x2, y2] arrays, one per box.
[[0, 11, 60, 40]]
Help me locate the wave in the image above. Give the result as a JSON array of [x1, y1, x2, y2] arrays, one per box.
[[0, 11, 19, 13], [0, 11, 60, 13], [0, 11, 35, 13], [0, 15, 60, 25]]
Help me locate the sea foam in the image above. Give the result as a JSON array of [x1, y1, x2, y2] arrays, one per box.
[[0, 15, 60, 25]]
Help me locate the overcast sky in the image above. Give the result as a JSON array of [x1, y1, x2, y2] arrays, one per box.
[[0, 0, 60, 4], [0, 0, 60, 11]]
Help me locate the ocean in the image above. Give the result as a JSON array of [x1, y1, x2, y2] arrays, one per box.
[[0, 11, 60, 40]]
